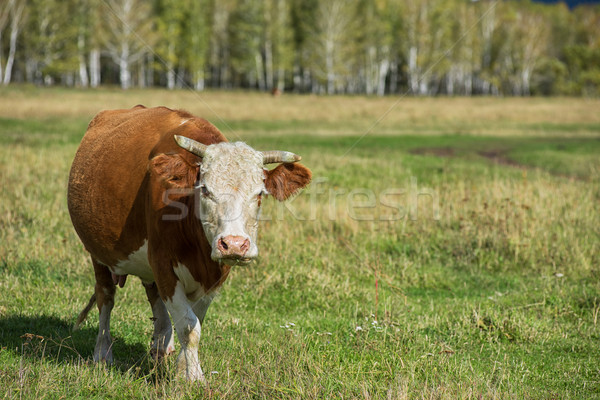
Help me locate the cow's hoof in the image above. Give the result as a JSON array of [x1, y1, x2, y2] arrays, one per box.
[[93, 349, 114, 364], [150, 345, 175, 361]]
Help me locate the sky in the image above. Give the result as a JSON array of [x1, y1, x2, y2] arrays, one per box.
[[533, 0, 600, 8]]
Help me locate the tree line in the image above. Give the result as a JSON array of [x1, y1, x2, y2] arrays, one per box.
[[1, 0, 599, 96]]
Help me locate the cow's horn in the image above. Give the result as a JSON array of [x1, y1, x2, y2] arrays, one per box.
[[262, 150, 301, 164], [174, 135, 207, 157]]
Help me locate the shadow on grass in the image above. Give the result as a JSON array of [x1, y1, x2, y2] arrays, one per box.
[[0, 314, 162, 378]]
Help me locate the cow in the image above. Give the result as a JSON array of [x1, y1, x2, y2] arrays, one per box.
[[68, 105, 311, 381]]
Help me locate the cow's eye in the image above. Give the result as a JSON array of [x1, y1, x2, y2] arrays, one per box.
[[200, 185, 211, 197]]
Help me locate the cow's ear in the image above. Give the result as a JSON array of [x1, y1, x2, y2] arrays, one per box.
[[149, 153, 197, 190], [264, 163, 312, 201]]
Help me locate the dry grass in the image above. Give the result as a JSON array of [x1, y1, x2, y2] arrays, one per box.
[[1, 88, 599, 398], [1, 86, 599, 137]]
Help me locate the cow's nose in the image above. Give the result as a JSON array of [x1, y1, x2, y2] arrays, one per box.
[[217, 235, 250, 258]]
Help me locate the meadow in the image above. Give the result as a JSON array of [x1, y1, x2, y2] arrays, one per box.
[[0, 86, 599, 399]]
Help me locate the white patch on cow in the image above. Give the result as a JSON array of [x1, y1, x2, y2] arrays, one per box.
[[179, 118, 191, 126], [197, 142, 265, 262], [174, 263, 208, 302], [164, 281, 205, 382], [112, 240, 154, 283], [94, 304, 113, 363], [174, 263, 216, 322]]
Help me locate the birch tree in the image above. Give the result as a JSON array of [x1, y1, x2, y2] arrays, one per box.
[[156, 0, 185, 89], [358, 0, 393, 96], [0, 0, 11, 81], [264, 0, 293, 91], [510, 5, 551, 95], [183, 0, 212, 90], [208, 0, 234, 88], [23, 0, 79, 85], [102, 0, 154, 89], [307, 0, 358, 94], [289, 0, 318, 92], [228, 0, 264, 89], [2, 0, 26, 85]]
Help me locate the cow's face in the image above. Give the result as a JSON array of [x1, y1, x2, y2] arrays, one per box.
[[196, 142, 265, 264], [152, 138, 312, 265]]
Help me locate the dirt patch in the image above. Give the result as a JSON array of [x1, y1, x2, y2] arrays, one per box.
[[411, 146, 525, 169], [411, 146, 522, 167], [477, 150, 523, 168], [411, 146, 587, 181], [409, 147, 455, 157]]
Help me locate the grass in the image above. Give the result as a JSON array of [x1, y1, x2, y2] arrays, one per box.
[[0, 86, 599, 398]]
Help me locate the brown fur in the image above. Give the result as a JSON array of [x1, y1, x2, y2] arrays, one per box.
[[265, 163, 313, 201]]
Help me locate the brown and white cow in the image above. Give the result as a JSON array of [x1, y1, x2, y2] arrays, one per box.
[[68, 105, 311, 381]]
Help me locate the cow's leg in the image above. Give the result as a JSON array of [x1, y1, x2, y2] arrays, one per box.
[[143, 282, 175, 360], [191, 294, 214, 326], [164, 282, 205, 382], [92, 258, 116, 363]]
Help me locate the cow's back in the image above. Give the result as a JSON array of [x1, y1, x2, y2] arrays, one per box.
[[67, 106, 225, 266]]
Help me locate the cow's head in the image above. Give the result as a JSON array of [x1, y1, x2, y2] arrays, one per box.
[[152, 136, 311, 265]]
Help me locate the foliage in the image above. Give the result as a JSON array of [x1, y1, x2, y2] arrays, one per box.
[[0, 0, 599, 95]]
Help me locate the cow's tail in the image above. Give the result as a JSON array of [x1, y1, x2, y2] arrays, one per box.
[[73, 293, 97, 331]]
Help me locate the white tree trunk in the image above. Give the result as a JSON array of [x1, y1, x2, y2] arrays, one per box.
[[147, 53, 154, 87], [365, 47, 375, 95], [0, 31, 3, 81], [78, 34, 89, 87], [408, 46, 418, 94], [3, 24, 17, 84], [89, 49, 101, 87], [264, 36, 273, 91], [138, 58, 146, 88], [119, 43, 131, 90], [325, 39, 334, 94], [521, 68, 531, 96], [167, 63, 175, 90], [0, 0, 13, 83], [195, 68, 205, 91], [389, 59, 398, 94], [176, 65, 185, 89], [276, 66, 285, 92], [446, 69, 454, 96], [120, 59, 131, 89], [255, 53, 265, 91], [3, 0, 24, 85], [376, 58, 389, 96]]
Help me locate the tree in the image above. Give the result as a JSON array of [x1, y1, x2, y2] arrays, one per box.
[[23, 0, 80, 85], [509, 4, 551, 95], [306, 0, 358, 94], [357, 0, 394, 95], [208, 0, 234, 88], [263, 0, 294, 91], [228, 0, 264, 89], [2, 0, 26, 85], [289, 0, 318, 92], [155, 0, 186, 89], [0, 0, 12, 82], [182, 0, 212, 90], [565, 5, 600, 95], [101, 0, 155, 89], [74, 0, 102, 87]]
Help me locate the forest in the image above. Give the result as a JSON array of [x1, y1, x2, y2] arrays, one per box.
[[0, 0, 599, 96]]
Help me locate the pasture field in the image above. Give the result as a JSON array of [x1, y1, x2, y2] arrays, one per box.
[[0, 86, 599, 399]]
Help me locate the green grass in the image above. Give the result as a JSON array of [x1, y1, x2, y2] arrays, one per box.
[[1, 88, 600, 398]]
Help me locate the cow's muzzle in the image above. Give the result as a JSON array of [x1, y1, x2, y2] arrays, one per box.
[[215, 235, 253, 263]]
